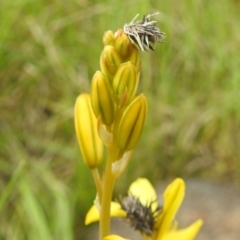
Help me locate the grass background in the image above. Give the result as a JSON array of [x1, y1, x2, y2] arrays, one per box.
[[1, 0, 240, 239]]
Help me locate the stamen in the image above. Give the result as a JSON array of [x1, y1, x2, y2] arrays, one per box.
[[119, 194, 161, 236]]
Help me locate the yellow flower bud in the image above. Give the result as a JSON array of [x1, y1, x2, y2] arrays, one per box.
[[117, 94, 147, 151], [91, 71, 116, 125], [115, 33, 132, 58], [103, 30, 115, 46], [114, 28, 123, 39], [74, 94, 103, 168], [112, 62, 139, 104], [128, 47, 141, 72], [100, 45, 122, 82]]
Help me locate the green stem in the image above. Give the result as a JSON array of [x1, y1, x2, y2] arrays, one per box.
[[91, 168, 102, 202], [99, 143, 117, 239]]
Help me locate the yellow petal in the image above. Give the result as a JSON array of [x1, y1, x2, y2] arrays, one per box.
[[85, 202, 126, 225], [103, 235, 129, 240], [154, 178, 185, 239], [163, 178, 185, 216], [128, 178, 158, 212], [161, 220, 203, 240]]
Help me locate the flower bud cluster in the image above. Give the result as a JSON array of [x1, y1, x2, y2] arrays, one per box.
[[93, 29, 147, 152], [75, 28, 147, 168], [98, 29, 142, 109]]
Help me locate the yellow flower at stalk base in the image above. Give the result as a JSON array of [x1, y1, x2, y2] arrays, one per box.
[[85, 178, 202, 240]]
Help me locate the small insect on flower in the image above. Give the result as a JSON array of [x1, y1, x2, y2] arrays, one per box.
[[123, 13, 165, 51], [119, 194, 161, 236]]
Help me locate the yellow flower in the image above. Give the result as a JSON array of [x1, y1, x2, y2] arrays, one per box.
[[85, 178, 202, 240]]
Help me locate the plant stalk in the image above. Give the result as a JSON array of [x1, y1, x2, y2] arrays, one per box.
[[99, 143, 117, 239]]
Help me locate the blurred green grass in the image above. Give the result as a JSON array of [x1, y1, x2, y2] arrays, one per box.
[[1, 0, 240, 239]]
